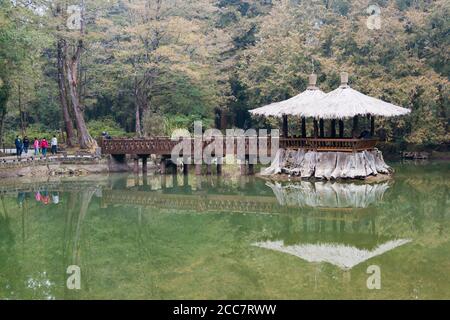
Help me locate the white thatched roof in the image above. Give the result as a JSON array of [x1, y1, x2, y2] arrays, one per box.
[[249, 74, 326, 117], [299, 86, 411, 119], [249, 88, 326, 117], [250, 73, 411, 119], [253, 239, 412, 270], [296, 73, 410, 119]]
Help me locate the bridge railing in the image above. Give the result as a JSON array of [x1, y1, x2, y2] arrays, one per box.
[[100, 137, 378, 155]]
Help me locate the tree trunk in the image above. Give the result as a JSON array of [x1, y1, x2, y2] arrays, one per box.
[[57, 39, 76, 147], [134, 77, 142, 136], [18, 83, 25, 136], [65, 40, 96, 150], [0, 108, 6, 149]]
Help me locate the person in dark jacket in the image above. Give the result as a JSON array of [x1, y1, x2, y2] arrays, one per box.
[[23, 136, 30, 155], [14, 136, 23, 159]]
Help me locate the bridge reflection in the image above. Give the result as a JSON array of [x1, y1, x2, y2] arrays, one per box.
[[100, 175, 391, 221]]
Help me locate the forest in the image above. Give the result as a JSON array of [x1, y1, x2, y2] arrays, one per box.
[[0, 0, 448, 150]]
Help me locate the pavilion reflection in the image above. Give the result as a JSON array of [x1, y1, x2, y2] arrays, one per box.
[[266, 181, 390, 209], [250, 181, 411, 271]]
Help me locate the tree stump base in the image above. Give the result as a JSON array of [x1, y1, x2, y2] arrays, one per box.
[[260, 148, 393, 180]]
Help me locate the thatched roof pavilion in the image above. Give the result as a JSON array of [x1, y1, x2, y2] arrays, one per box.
[[250, 72, 410, 139], [294, 72, 410, 119], [249, 74, 326, 118], [251, 72, 411, 180], [250, 74, 326, 138]]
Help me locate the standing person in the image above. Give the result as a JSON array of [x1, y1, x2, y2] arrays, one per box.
[[23, 136, 30, 155], [40, 137, 49, 157], [14, 135, 23, 159], [33, 137, 39, 156], [51, 135, 58, 155]]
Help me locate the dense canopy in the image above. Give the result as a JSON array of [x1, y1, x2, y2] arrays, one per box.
[[0, 0, 448, 149]]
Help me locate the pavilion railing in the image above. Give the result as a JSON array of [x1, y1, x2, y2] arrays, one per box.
[[281, 137, 378, 152]]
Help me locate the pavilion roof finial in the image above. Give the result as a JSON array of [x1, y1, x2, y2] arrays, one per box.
[[340, 72, 349, 88], [307, 73, 318, 90]]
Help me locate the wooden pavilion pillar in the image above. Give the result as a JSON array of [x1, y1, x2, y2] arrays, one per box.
[[319, 119, 325, 138], [339, 120, 344, 138], [301, 117, 307, 138], [352, 116, 359, 138], [313, 119, 319, 138], [282, 115, 288, 138], [370, 116, 375, 137], [331, 119, 337, 138]]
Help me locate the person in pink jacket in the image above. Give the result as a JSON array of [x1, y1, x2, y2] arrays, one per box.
[[33, 137, 40, 156]]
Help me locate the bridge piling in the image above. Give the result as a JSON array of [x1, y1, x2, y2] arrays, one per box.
[[240, 161, 247, 175], [183, 163, 189, 175], [160, 158, 166, 174], [206, 164, 212, 175], [133, 157, 139, 174], [217, 157, 223, 176], [248, 163, 255, 175], [142, 156, 148, 175], [195, 164, 202, 175]]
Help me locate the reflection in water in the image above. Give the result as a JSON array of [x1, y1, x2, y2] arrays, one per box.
[[258, 180, 409, 270], [266, 181, 390, 208], [253, 239, 411, 270], [0, 163, 448, 299]]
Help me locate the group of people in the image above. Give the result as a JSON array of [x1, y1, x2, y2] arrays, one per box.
[[17, 191, 60, 207], [14, 135, 58, 159]]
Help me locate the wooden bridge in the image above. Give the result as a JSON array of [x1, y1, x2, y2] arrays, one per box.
[[101, 137, 377, 155], [100, 136, 378, 175], [101, 189, 370, 220]]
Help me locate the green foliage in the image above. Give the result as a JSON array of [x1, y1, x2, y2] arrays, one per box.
[[142, 112, 213, 137], [87, 118, 129, 138], [236, 0, 449, 146], [0, 0, 447, 148]]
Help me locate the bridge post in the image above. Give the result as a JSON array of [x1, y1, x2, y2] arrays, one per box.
[[142, 156, 148, 175], [248, 163, 254, 175], [195, 164, 202, 175], [159, 175, 165, 189], [183, 163, 189, 175], [160, 157, 166, 174], [240, 161, 247, 175], [206, 164, 212, 175], [216, 157, 223, 176], [133, 157, 139, 174]]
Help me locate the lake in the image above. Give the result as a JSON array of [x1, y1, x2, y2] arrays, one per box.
[[0, 161, 448, 299]]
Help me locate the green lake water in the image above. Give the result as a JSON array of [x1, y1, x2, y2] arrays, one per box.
[[0, 161, 449, 299]]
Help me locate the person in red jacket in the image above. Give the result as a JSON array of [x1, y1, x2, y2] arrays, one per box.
[[40, 137, 49, 157]]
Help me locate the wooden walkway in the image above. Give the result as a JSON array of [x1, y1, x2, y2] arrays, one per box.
[[100, 137, 378, 155]]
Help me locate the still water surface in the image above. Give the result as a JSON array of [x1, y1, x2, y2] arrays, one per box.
[[0, 162, 449, 299]]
